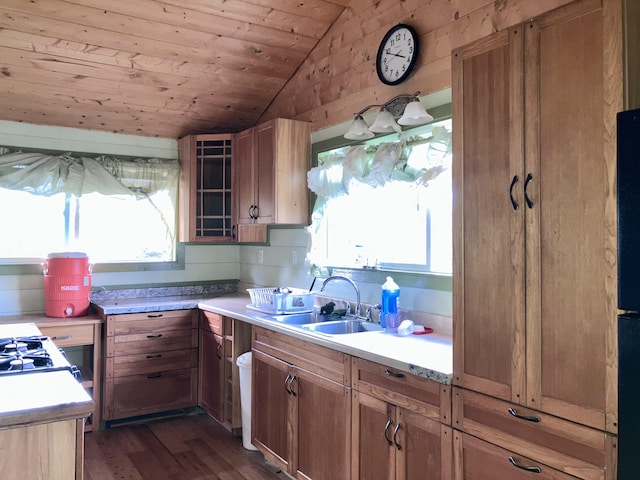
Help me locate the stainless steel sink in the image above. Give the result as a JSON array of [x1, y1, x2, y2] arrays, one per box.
[[261, 312, 318, 325], [301, 319, 383, 335]]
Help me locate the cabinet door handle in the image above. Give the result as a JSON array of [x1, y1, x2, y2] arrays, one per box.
[[146, 373, 162, 379], [51, 335, 72, 341], [383, 418, 393, 446], [284, 374, 293, 395], [146, 354, 162, 359], [147, 313, 164, 318], [508, 407, 540, 422], [289, 375, 297, 397], [393, 423, 402, 450], [524, 173, 534, 208], [146, 334, 163, 339], [384, 369, 405, 379], [216, 343, 222, 359], [508, 456, 542, 473], [509, 175, 519, 210]]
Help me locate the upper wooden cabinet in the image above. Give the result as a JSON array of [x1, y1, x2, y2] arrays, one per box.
[[233, 118, 311, 242], [453, 0, 615, 433], [178, 134, 234, 242]]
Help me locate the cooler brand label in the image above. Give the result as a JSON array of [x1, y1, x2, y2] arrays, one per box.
[[61, 285, 80, 291]]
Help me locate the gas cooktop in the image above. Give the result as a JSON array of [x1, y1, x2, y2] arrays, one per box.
[[0, 335, 80, 379]]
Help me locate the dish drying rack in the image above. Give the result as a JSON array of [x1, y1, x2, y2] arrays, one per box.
[[247, 287, 315, 314]]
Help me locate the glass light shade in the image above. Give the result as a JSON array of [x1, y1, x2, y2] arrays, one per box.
[[369, 108, 400, 133], [344, 115, 375, 140], [398, 99, 433, 126]]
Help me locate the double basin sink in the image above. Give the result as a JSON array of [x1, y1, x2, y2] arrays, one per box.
[[263, 312, 384, 335]]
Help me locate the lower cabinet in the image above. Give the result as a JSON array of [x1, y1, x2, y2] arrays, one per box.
[[452, 387, 616, 480], [252, 327, 351, 480], [352, 358, 453, 480], [198, 311, 251, 433], [103, 309, 198, 422]]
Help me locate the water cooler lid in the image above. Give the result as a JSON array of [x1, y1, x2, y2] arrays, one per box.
[[47, 252, 88, 258]]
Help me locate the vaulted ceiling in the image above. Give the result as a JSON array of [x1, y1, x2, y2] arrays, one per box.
[[0, 0, 349, 139]]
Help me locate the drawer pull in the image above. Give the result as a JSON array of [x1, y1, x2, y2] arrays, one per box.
[[384, 418, 393, 446], [147, 313, 164, 318], [146, 334, 163, 339], [508, 407, 540, 422], [393, 423, 402, 450], [508, 456, 541, 473], [384, 369, 405, 378], [146, 354, 162, 359], [146, 373, 162, 379], [52, 335, 72, 341]]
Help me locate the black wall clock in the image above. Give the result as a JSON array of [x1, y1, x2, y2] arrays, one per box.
[[376, 24, 419, 86]]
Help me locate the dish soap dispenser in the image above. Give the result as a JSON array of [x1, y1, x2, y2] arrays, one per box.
[[381, 276, 400, 332]]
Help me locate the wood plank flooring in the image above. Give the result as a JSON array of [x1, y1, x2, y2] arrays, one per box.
[[84, 413, 288, 480]]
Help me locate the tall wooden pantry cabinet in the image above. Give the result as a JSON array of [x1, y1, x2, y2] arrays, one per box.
[[452, 0, 619, 478]]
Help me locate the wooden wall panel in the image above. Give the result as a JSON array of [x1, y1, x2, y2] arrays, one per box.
[[261, 0, 575, 132]]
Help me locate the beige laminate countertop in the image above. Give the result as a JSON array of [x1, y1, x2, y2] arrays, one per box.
[[198, 294, 453, 384], [0, 323, 94, 428]]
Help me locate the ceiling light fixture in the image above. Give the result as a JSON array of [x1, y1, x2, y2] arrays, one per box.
[[344, 92, 433, 140]]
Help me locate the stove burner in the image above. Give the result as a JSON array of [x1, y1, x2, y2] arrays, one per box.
[[0, 336, 54, 373], [10, 358, 35, 370]]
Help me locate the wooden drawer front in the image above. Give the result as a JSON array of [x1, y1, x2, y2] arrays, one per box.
[[105, 348, 198, 378], [104, 367, 197, 421], [106, 310, 196, 336], [353, 357, 450, 423], [200, 311, 223, 335], [39, 324, 94, 347], [454, 431, 579, 480], [106, 328, 197, 357], [252, 326, 350, 385], [452, 388, 607, 480]]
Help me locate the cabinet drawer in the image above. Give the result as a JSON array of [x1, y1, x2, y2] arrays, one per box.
[[454, 431, 580, 480], [106, 310, 196, 336], [106, 328, 197, 357], [39, 323, 95, 347], [104, 367, 197, 421], [200, 311, 223, 335], [253, 326, 350, 385], [353, 357, 451, 424], [105, 348, 198, 378], [452, 387, 609, 480]]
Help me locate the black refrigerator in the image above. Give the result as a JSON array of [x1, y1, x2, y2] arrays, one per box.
[[617, 108, 640, 479]]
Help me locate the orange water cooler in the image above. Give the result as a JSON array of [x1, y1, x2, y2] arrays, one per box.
[[43, 252, 92, 318]]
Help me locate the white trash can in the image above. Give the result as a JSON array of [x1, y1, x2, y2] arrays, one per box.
[[236, 352, 258, 451]]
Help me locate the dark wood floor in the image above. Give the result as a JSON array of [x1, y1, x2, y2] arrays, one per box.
[[84, 413, 288, 480]]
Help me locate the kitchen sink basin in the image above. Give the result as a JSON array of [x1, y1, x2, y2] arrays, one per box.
[[261, 312, 318, 325], [301, 320, 383, 335]]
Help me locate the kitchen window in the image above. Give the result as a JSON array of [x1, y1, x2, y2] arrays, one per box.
[[0, 148, 179, 264], [308, 116, 452, 274]]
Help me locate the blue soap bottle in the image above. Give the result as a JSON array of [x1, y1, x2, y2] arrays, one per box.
[[381, 276, 400, 332]]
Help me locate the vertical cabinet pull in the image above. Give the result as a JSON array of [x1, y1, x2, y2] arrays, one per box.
[[383, 419, 393, 446], [284, 374, 292, 395], [509, 175, 519, 210], [524, 173, 534, 208], [216, 343, 222, 360], [392, 423, 402, 450], [508, 407, 541, 422], [289, 375, 297, 396], [508, 456, 542, 473]]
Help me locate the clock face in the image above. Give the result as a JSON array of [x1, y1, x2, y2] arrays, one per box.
[[376, 24, 419, 86]]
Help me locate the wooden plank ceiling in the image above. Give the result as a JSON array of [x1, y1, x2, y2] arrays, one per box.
[[0, 0, 349, 139]]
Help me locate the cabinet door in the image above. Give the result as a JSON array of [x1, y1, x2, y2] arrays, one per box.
[[453, 431, 577, 480], [352, 391, 395, 480], [198, 327, 223, 421], [234, 127, 255, 225], [397, 408, 452, 480], [254, 121, 275, 224], [293, 366, 351, 480], [523, 1, 610, 431], [252, 349, 292, 472], [452, 27, 526, 403]]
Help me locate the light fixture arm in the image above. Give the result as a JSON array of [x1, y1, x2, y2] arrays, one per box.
[[353, 91, 421, 117]]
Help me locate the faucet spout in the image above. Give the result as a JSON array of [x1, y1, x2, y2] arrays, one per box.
[[320, 275, 361, 318]]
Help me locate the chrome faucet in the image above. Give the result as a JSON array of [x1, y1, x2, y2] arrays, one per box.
[[320, 275, 361, 318]]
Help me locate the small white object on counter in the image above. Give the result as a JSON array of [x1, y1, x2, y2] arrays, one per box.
[[397, 319, 415, 336]]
